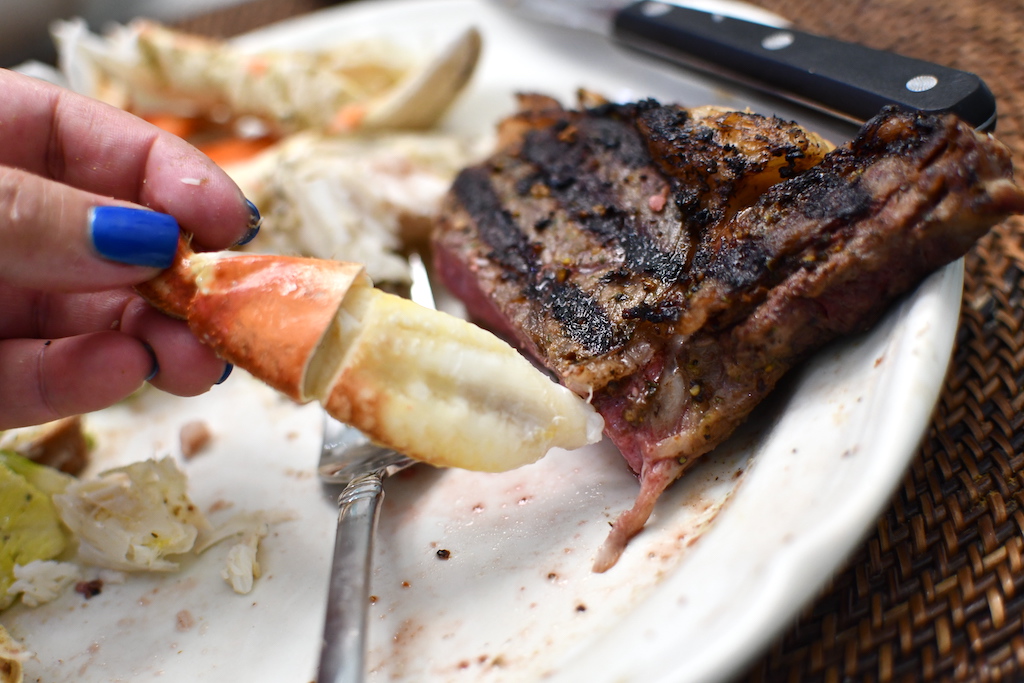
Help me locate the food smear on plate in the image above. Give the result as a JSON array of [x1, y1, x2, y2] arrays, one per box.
[[432, 93, 1024, 570], [138, 241, 605, 473], [179, 419, 213, 459]]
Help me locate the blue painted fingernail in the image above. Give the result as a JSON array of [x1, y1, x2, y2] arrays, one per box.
[[216, 363, 234, 385], [142, 343, 159, 382], [89, 207, 180, 268], [236, 199, 261, 246]]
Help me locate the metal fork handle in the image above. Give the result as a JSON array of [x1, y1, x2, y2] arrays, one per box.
[[317, 471, 386, 683]]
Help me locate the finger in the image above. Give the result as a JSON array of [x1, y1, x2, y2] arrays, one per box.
[[0, 69, 259, 250], [0, 285, 231, 404], [116, 296, 231, 396], [0, 285, 136, 339], [0, 166, 179, 291], [0, 333, 152, 429]]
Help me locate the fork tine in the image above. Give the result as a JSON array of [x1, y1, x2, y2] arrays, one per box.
[[408, 251, 436, 310]]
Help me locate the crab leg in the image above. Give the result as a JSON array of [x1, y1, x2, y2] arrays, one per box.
[[137, 242, 603, 472]]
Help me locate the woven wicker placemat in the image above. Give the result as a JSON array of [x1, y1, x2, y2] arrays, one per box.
[[172, 0, 336, 38], [738, 1, 1024, 681], [175, 1, 1024, 679]]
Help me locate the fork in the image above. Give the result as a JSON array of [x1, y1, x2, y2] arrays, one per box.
[[315, 252, 434, 683]]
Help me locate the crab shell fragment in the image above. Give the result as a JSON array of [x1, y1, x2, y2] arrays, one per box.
[[52, 18, 483, 136], [136, 241, 604, 472]]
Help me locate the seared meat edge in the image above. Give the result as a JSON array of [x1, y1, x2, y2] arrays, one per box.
[[433, 97, 1024, 571]]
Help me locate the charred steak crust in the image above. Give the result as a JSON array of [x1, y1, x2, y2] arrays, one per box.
[[433, 95, 1024, 570]]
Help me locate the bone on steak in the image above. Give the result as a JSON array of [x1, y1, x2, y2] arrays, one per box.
[[432, 95, 1024, 571]]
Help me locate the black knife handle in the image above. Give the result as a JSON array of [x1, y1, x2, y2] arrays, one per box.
[[613, 2, 997, 130]]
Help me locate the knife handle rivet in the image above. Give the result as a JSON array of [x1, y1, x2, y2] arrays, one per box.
[[640, 1, 671, 18], [906, 75, 939, 92], [761, 31, 795, 51]]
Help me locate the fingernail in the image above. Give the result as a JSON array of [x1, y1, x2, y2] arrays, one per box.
[[236, 199, 261, 246], [89, 206, 180, 268], [216, 363, 234, 385], [142, 343, 159, 382]]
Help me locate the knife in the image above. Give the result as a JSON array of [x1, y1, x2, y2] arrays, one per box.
[[493, 0, 997, 131]]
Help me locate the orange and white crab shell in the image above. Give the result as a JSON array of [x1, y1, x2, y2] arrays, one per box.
[[137, 242, 604, 473]]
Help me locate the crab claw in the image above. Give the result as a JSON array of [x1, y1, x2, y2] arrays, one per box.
[[136, 241, 603, 473]]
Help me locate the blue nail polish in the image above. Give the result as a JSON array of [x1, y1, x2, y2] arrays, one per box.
[[90, 207, 180, 268], [216, 363, 234, 385], [142, 343, 159, 382], [236, 199, 261, 246]]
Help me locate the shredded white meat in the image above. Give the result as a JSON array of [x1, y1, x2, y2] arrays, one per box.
[[52, 457, 210, 572], [5, 561, 81, 608], [196, 510, 296, 595]]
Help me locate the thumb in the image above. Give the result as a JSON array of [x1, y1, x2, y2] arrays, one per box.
[[0, 165, 179, 292]]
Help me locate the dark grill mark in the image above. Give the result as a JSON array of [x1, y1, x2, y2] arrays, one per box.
[[533, 275, 616, 355], [520, 110, 690, 282], [620, 227, 688, 281], [795, 170, 873, 222], [452, 146, 617, 355], [520, 129, 581, 190], [709, 240, 771, 290], [452, 167, 536, 275], [585, 116, 652, 167], [622, 300, 683, 323]]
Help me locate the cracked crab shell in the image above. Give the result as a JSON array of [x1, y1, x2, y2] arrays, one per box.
[[187, 252, 369, 402]]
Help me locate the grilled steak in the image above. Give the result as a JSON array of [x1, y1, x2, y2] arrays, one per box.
[[432, 94, 1024, 571]]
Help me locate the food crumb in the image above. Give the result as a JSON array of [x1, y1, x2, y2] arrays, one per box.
[[207, 499, 234, 514], [2, 414, 91, 474], [176, 609, 196, 632], [74, 579, 103, 599], [180, 420, 213, 458], [648, 186, 669, 212]]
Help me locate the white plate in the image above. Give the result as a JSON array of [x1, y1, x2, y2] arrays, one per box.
[[2, 1, 962, 681]]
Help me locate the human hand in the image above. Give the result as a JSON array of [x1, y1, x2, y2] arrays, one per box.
[[0, 68, 261, 429]]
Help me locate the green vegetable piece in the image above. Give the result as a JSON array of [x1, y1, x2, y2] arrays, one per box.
[[0, 457, 69, 610], [0, 451, 75, 496]]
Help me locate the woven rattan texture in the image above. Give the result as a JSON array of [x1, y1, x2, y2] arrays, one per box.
[[173, 0, 336, 39], [738, 1, 1024, 681]]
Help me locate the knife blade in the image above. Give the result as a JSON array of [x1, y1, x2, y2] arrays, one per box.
[[494, 0, 997, 131]]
